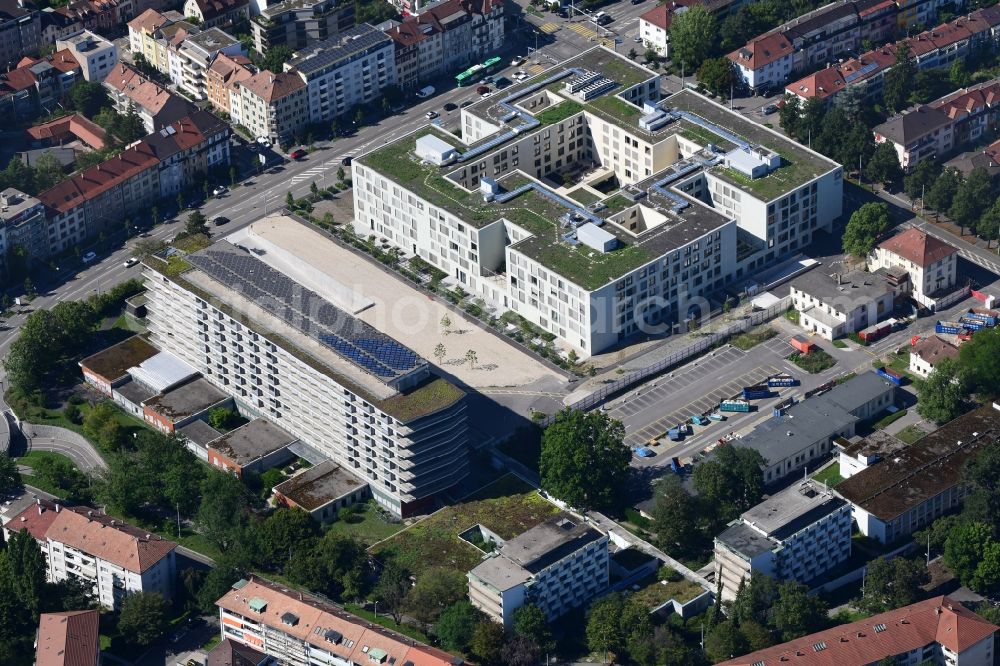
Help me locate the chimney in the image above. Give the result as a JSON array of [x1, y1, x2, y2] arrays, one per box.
[[38, 504, 43, 515], [55, 503, 60, 513]]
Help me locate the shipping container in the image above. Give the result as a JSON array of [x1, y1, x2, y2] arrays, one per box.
[[767, 374, 799, 388], [858, 320, 893, 342], [690, 415, 709, 426], [720, 399, 751, 412], [935, 321, 965, 335], [967, 309, 998, 326], [876, 367, 905, 386], [790, 335, 815, 354], [742, 385, 774, 400], [959, 317, 986, 331]]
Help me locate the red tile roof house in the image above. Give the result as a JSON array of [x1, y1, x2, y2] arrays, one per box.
[[35, 610, 100, 666], [26, 114, 108, 151], [719, 596, 998, 666], [869, 226, 959, 308], [103, 62, 198, 132], [0, 48, 82, 119], [729, 32, 794, 93], [4, 499, 178, 611]]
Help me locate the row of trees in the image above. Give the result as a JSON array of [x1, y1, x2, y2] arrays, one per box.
[[905, 164, 1000, 243]]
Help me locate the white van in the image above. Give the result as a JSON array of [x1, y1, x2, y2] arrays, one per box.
[[415, 85, 435, 99]]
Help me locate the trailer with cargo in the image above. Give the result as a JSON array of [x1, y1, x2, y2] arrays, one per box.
[[858, 320, 894, 343], [690, 415, 709, 426], [876, 367, 906, 386], [967, 309, 998, 326], [767, 374, 799, 388], [935, 321, 966, 335], [708, 412, 726, 421], [720, 399, 751, 413], [959, 317, 986, 331]]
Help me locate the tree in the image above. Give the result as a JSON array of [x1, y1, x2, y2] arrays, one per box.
[[197, 552, 249, 611], [68, 80, 108, 117], [740, 620, 774, 652], [435, 601, 483, 652], [628, 626, 693, 666], [669, 6, 715, 71], [650, 475, 701, 557], [258, 45, 293, 73], [692, 445, 765, 519], [285, 191, 295, 207], [404, 567, 467, 626], [433, 343, 446, 364], [337, 166, 346, 182], [643, 47, 659, 65], [196, 472, 249, 549], [3, 156, 35, 194], [32, 152, 66, 193], [512, 604, 553, 652], [116, 104, 145, 143], [185, 211, 208, 236], [916, 357, 967, 424], [253, 508, 319, 571], [500, 635, 540, 666], [950, 59, 971, 87], [949, 168, 992, 232], [958, 327, 1000, 397], [978, 198, 1000, 246], [924, 167, 961, 214], [469, 620, 505, 666], [82, 402, 125, 453], [539, 408, 630, 511], [864, 142, 902, 186], [704, 621, 749, 663], [961, 440, 1000, 532], [208, 406, 242, 431], [778, 95, 802, 139], [882, 41, 916, 113], [373, 561, 410, 624], [858, 556, 929, 613], [946, 522, 995, 588], [731, 574, 777, 627], [0, 455, 21, 496], [770, 581, 827, 640], [118, 592, 168, 647], [464, 349, 478, 369], [440, 313, 451, 334], [904, 158, 939, 202], [698, 57, 735, 97], [842, 202, 890, 258], [586, 593, 629, 659], [285, 532, 368, 601], [354, 106, 365, 126]]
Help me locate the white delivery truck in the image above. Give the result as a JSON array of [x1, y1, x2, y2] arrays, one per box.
[[415, 85, 435, 98]]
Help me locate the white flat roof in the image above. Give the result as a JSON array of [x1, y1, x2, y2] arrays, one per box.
[[128, 350, 197, 393]]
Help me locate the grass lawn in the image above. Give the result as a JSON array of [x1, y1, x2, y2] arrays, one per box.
[[566, 188, 600, 206], [112, 314, 145, 333], [16, 451, 79, 497], [344, 603, 431, 643], [872, 408, 908, 430], [325, 503, 404, 547], [202, 635, 222, 651], [730, 325, 777, 350], [370, 474, 560, 577], [896, 424, 927, 444], [836, 371, 857, 385], [785, 309, 800, 324], [832, 339, 848, 348], [788, 349, 836, 374], [630, 573, 704, 610], [811, 462, 844, 487]]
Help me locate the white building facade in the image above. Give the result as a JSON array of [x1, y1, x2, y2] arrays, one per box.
[[56, 30, 118, 82]]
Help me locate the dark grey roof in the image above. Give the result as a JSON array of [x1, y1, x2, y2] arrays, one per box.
[[143, 377, 229, 421], [273, 460, 366, 510], [115, 377, 158, 406], [209, 417, 297, 464], [741, 479, 847, 540], [288, 23, 391, 76], [873, 105, 952, 146], [501, 514, 605, 573], [177, 419, 223, 447], [791, 268, 894, 304], [716, 522, 774, 559], [783, 1, 859, 39], [816, 371, 896, 415]]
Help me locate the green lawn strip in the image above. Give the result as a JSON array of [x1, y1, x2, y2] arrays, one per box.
[[343, 603, 432, 643], [896, 424, 927, 444], [730, 325, 777, 351], [784, 309, 800, 324], [324, 503, 404, 546], [832, 339, 848, 348], [872, 408, 908, 431], [567, 188, 601, 206], [630, 574, 704, 610], [811, 462, 844, 487], [370, 474, 559, 577], [787, 349, 836, 374]]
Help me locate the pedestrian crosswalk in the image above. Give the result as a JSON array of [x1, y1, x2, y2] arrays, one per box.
[[538, 21, 560, 33], [290, 166, 327, 185], [566, 22, 598, 39], [527, 63, 546, 75]]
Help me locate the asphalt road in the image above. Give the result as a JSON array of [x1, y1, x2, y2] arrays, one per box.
[[26, 436, 108, 472]]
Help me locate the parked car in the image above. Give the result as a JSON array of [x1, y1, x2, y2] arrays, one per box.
[[443, 102, 458, 111], [762, 103, 779, 115], [425, 110, 439, 120], [495, 76, 512, 89], [556, 7, 568, 17], [256, 136, 271, 148], [341, 156, 352, 166], [631, 0, 643, 5], [290, 148, 307, 159], [415, 85, 435, 98], [511, 56, 526, 66], [82, 251, 97, 264], [123, 257, 138, 268], [212, 185, 227, 196], [460, 100, 475, 108], [513, 70, 529, 82], [213, 216, 230, 226]]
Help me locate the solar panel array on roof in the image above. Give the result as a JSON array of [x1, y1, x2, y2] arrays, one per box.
[[187, 242, 425, 383], [290, 24, 391, 76]]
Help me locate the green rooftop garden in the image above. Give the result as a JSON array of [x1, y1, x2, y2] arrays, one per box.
[[514, 233, 654, 291], [602, 193, 633, 214], [587, 95, 642, 126], [534, 100, 585, 126], [630, 572, 705, 609], [567, 187, 601, 206], [714, 158, 817, 202], [370, 474, 560, 577]]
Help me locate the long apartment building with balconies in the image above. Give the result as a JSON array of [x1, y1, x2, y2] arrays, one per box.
[[4, 500, 177, 611], [250, 0, 355, 55], [468, 514, 609, 627], [714, 478, 852, 601], [353, 47, 842, 357], [142, 216, 469, 518]]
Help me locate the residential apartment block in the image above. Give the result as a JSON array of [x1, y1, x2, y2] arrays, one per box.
[[467, 514, 609, 627], [205, 51, 254, 115], [0, 49, 82, 119], [0, 0, 41, 71], [35, 610, 100, 666], [719, 596, 998, 666], [250, 0, 355, 55], [790, 268, 896, 340], [837, 404, 1000, 544], [142, 216, 469, 517], [127, 8, 178, 70], [104, 63, 198, 133], [217, 577, 464, 666], [787, 6, 1000, 104], [736, 371, 897, 483], [385, 0, 504, 90], [638, 4, 671, 58], [869, 226, 958, 308], [873, 76, 1000, 171], [714, 479, 852, 601], [353, 47, 842, 357], [37, 111, 230, 255], [0, 188, 46, 273], [168, 27, 246, 100], [4, 500, 177, 611], [56, 30, 117, 82], [288, 23, 396, 124], [182, 0, 249, 30], [229, 69, 308, 143], [731, 0, 955, 93]]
